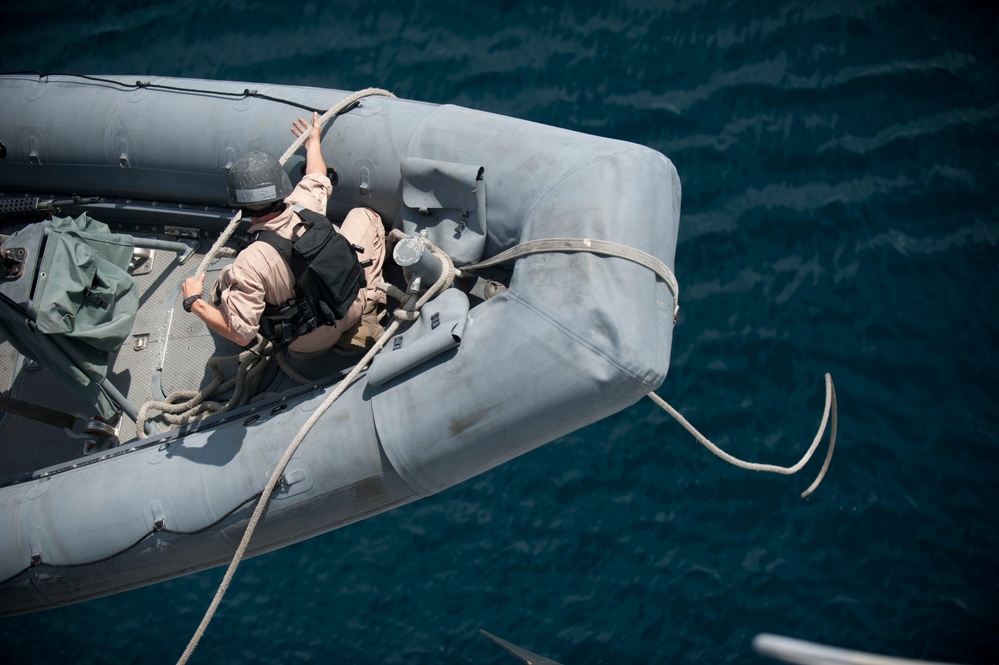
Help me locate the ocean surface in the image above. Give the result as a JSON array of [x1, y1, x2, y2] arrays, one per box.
[[1, 1, 997, 663]]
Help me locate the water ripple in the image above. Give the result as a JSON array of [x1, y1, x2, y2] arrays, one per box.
[[818, 103, 999, 154]]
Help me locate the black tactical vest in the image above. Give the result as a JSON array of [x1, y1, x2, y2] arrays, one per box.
[[252, 208, 366, 347]]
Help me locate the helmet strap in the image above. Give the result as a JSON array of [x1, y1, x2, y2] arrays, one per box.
[[242, 199, 286, 219]]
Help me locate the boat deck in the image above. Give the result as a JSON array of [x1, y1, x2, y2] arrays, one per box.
[[0, 217, 405, 486]]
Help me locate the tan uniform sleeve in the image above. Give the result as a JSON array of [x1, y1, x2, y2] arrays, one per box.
[[215, 256, 268, 346], [286, 173, 332, 215]]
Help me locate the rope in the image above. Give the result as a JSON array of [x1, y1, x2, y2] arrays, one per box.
[[176, 229, 455, 665], [387, 229, 459, 321], [5, 72, 337, 114], [647, 373, 837, 498], [274, 351, 315, 386], [137, 338, 273, 433], [459, 237, 680, 322]]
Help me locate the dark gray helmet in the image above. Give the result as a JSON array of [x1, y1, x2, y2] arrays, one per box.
[[226, 151, 293, 207]]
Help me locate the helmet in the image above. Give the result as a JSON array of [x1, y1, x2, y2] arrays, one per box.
[[226, 151, 293, 208]]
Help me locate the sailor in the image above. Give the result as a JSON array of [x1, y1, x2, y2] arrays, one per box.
[[181, 112, 386, 356]]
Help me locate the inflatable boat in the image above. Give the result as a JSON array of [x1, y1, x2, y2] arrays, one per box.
[[0, 73, 680, 616]]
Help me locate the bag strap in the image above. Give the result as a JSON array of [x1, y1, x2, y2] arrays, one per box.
[[291, 206, 324, 231], [251, 230, 293, 262], [244, 205, 320, 257]]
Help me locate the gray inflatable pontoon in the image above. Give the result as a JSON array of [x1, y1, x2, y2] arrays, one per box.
[[0, 74, 680, 616]]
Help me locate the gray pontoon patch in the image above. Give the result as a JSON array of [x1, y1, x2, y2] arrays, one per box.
[[400, 157, 486, 266], [368, 288, 469, 387]]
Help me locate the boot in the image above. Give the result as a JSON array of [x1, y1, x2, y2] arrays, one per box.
[[334, 301, 385, 355]]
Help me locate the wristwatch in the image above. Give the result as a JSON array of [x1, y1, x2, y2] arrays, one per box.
[[183, 295, 201, 313]]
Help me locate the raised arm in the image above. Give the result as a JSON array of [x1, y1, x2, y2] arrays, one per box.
[[291, 111, 327, 177]]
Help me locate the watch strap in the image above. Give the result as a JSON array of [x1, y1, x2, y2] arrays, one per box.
[[183, 295, 201, 313]]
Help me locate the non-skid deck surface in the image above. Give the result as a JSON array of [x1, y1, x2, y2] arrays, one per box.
[[1, 232, 359, 484]]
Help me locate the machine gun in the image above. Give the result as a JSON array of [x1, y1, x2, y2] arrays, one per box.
[[0, 195, 100, 221]]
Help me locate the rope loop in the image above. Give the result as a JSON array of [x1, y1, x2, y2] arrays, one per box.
[[385, 230, 458, 323], [647, 373, 837, 498]]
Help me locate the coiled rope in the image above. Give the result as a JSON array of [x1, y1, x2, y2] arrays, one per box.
[[135, 338, 272, 432], [138, 88, 397, 434], [176, 233, 456, 665]]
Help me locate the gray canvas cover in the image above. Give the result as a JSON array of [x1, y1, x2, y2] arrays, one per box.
[[367, 288, 469, 387], [399, 157, 487, 265]]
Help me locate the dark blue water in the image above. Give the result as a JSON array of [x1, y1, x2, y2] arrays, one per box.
[[2, 1, 998, 663]]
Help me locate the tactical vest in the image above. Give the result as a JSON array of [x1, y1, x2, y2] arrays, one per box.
[[251, 207, 366, 347]]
